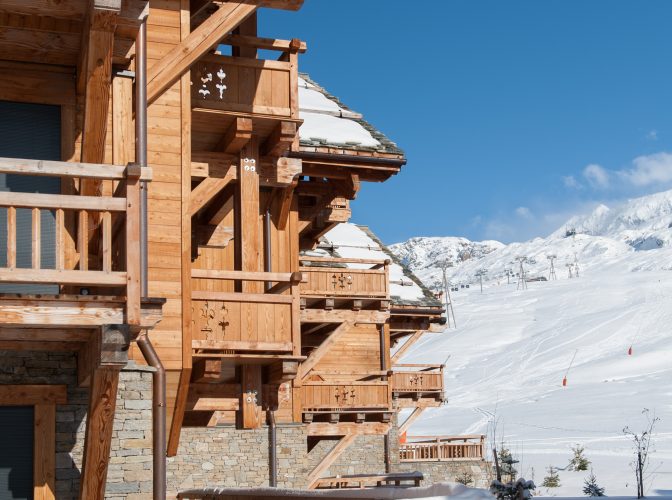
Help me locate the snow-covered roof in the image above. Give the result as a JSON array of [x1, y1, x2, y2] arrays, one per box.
[[298, 74, 404, 157], [311, 223, 442, 308]]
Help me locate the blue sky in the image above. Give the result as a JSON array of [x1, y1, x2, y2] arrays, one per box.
[[261, 1, 672, 244]]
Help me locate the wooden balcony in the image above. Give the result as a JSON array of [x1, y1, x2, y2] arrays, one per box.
[[191, 269, 302, 358], [0, 157, 160, 330], [392, 364, 444, 408], [299, 257, 390, 314], [399, 435, 485, 462], [301, 379, 392, 423], [191, 36, 304, 153]]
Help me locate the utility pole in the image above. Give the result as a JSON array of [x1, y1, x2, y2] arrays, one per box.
[[475, 269, 487, 293], [547, 254, 557, 280], [437, 260, 457, 328], [515, 257, 528, 290]]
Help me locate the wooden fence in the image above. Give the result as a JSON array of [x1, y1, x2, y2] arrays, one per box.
[[399, 435, 485, 462]]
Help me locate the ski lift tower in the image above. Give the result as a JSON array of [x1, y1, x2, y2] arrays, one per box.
[[515, 256, 528, 290], [437, 260, 457, 328], [566, 262, 574, 279], [504, 267, 513, 285], [547, 254, 557, 280], [475, 268, 487, 293]]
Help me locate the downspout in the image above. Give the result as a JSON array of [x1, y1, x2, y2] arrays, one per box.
[[380, 324, 391, 472], [268, 410, 278, 487], [263, 206, 278, 486], [264, 207, 272, 290], [135, 18, 167, 500]]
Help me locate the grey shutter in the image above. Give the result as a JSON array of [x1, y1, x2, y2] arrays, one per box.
[[0, 101, 61, 294], [0, 406, 34, 500]]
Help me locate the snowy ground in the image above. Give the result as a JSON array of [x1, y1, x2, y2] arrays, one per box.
[[398, 262, 672, 497]]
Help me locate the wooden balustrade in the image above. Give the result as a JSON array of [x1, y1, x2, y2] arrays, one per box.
[[299, 257, 389, 299], [399, 435, 485, 462], [190, 269, 301, 354], [392, 364, 444, 393], [0, 157, 151, 325], [192, 51, 298, 118], [301, 381, 391, 411]]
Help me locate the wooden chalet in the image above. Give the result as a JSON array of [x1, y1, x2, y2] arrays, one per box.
[[0, 0, 487, 498]]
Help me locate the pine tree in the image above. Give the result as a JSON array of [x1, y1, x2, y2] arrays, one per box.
[[568, 444, 591, 471], [583, 471, 605, 497], [542, 466, 560, 488], [498, 447, 518, 482], [456, 471, 473, 486]]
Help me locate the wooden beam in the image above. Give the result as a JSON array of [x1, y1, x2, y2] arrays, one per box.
[[186, 382, 240, 411], [275, 179, 296, 230], [306, 434, 356, 489], [398, 407, 424, 436], [300, 309, 389, 324], [391, 330, 424, 365], [299, 321, 350, 380], [217, 117, 253, 154], [79, 367, 120, 500], [307, 422, 391, 437], [147, 2, 257, 104], [0, 385, 67, 405], [78, 3, 118, 176], [34, 403, 56, 500], [262, 121, 297, 157], [190, 168, 236, 216], [231, 11, 257, 58], [167, 367, 191, 456]]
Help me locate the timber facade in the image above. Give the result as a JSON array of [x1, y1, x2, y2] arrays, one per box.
[[0, 1, 488, 498]]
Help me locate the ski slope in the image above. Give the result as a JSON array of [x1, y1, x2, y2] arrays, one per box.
[[390, 190, 672, 496]]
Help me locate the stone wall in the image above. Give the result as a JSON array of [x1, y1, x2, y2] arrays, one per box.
[[167, 424, 310, 494], [394, 460, 492, 489], [106, 366, 155, 500], [0, 351, 154, 500]]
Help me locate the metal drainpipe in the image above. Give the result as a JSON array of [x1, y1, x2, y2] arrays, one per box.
[[135, 18, 167, 500], [269, 410, 278, 486], [263, 207, 277, 486], [264, 207, 272, 290]]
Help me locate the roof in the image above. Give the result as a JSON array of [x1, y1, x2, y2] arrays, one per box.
[[302, 223, 442, 308], [298, 74, 405, 158]]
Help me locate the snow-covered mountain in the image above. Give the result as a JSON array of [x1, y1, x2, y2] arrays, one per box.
[[391, 189, 672, 291], [389, 189, 672, 497]]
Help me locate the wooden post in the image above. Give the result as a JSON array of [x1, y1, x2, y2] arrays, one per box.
[[235, 138, 264, 429], [125, 164, 141, 326]]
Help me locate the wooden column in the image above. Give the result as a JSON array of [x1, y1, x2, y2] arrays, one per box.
[[79, 325, 129, 499], [236, 138, 263, 428]]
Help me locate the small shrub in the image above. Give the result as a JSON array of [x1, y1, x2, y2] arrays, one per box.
[[583, 470, 605, 497], [542, 466, 561, 488], [455, 471, 473, 486], [568, 444, 591, 471]]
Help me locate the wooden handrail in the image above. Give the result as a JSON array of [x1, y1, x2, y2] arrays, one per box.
[[300, 256, 389, 267], [394, 363, 444, 370], [406, 434, 484, 442], [191, 269, 301, 283], [0, 192, 127, 212], [0, 157, 152, 181]]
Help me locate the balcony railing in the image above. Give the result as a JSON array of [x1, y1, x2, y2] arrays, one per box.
[[392, 364, 444, 394], [299, 257, 389, 300], [399, 435, 485, 462], [191, 269, 302, 354], [301, 380, 391, 412], [0, 157, 149, 324], [191, 36, 304, 119]]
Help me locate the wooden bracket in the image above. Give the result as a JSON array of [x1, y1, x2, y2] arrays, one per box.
[[218, 117, 253, 154]]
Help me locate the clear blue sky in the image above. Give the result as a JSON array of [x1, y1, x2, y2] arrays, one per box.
[[261, 1, 672, 244]]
